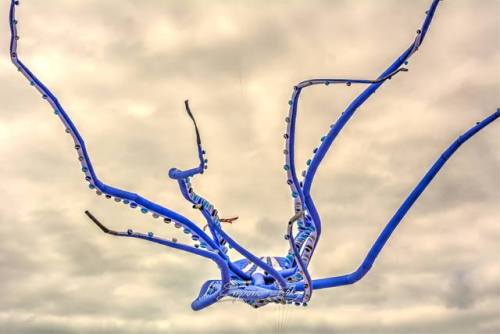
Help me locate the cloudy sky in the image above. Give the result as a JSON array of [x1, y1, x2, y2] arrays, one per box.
[[1, 0, 499, 333]]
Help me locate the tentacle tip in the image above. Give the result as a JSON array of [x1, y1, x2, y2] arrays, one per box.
[[84, 210, 110, 234]]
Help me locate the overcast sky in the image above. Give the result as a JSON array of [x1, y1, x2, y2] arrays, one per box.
[[0, 0, 499, 333]]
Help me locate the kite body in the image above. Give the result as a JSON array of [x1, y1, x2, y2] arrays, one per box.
[[9, 0, 499, 311]]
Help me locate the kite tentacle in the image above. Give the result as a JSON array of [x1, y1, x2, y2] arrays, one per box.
[[283, 69, 409, 269], [284, 67, 409, 215], [291, 110, 500, 291], [301, 0, 442, 214], [9, 1, 218, 253], [168, 101, 288, 288], [167, 101, 266, 282], [168, 100, 224, 249], [84, 211, 230, 310], [284, 0, 443, 273]]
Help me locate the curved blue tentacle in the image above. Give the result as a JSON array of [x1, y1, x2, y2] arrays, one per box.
[[167, 101, 288, 288], [284, 0, 442, 274], [84, 211, 229, 310], [166, 101, 261, 282], [291, 110, 499, 291], [167, 100, 225, 249], [302, 0, 442, 209], [9, 1, 219, 252], [283, 71, 409, 270]]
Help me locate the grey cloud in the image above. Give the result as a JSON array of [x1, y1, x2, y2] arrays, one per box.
[[445, 271, 476, 309]]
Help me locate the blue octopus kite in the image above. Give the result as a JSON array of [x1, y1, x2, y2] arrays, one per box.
[[9, 0, 499, 311]]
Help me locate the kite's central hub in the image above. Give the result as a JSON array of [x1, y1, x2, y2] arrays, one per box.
[[193, 276, 304, 310], [191, 256, 310, 309]]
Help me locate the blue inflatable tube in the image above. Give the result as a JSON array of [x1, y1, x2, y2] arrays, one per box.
[[9, 0, 220, 252], [293, 109, 500, 291], [84, 211, 230, 310], [283, 0, 442, 278]]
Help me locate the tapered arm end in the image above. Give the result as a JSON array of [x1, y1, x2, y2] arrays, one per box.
[[85, 210, 119, 235]]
